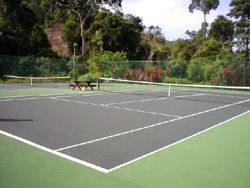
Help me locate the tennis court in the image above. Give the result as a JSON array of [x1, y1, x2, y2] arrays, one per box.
[[0, 80, 249, 173]]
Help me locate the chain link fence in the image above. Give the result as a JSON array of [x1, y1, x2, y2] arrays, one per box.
[[0, 54, 68, 79]]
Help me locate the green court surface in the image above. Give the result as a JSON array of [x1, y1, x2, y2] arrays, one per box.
[[1, 82, 249, 98], [0, 110, 249, 188]]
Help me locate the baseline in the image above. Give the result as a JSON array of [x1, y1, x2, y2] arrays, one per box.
[[0, 129, 109, 173]]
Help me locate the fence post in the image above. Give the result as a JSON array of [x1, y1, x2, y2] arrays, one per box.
[[161, 62, 165, 83], [243, 60, 247, 86]]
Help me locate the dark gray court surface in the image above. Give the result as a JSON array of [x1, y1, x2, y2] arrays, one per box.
[[0, 89, 250, 172]]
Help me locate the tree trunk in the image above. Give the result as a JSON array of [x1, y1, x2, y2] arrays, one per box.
[[147, 51, 154, 63], [80, 17, 87, 56], [203, 12, 207, 39], [81, 33, 86, 56]]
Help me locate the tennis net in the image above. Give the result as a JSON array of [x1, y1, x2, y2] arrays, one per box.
[[2, 75, 71, 88], [98, 78, 250, 100]]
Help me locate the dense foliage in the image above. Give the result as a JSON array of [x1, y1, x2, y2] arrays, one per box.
[[0, 0, 54, 56], [0, 0, 249, 86]]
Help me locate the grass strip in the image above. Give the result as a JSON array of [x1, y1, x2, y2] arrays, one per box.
[[0, 88, 95, 98]]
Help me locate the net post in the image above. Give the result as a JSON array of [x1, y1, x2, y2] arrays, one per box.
[[97, 78, 100, 90], [168, 84, 171, 97], [69, 77, 71, 89]]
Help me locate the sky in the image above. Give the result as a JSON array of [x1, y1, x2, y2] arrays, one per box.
[[121, 0, 231, 40]]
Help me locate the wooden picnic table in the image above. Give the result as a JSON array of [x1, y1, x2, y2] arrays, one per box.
[[71, 81, 96, 90]]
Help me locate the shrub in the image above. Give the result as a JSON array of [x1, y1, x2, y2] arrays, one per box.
[[164, 77, 191, 84], [187, 60, 204, 83], [123, 67, 162, 82], [78, 73, 99, 82], [88, 51, 128, 78], [223, 65, 243, 86]]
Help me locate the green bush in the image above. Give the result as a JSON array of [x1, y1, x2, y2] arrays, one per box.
[[164, 77, 191, 84], [88, 51, 128, 78], [187, 60, 204, 83], [164, 77, 176, 83], [78, 73, 99, 82], [4, 79, 30, 84]]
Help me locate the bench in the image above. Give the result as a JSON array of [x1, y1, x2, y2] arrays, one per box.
[[70, 81, 96, 90]]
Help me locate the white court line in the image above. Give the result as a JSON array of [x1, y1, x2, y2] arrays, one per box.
[[0, 93, 72, 99], [0, 97, 38, 102], [106, 89, 197, 96], [174, 88, 250, 97], [101, 104, 181, 118], [15, 97, 38, 101], [107, 89, 166, 94], [0, 130, 109, 173], [0, 92, 98, 100], [50, 97, 100, 106], [54, 93, 104, 98], [0, 103, 249, 174], [0, 93, 100, 102], [172, 93, 205, 99], [50, 97, 181, 118], [107, 110, 250, 173], [205, 93, 250, 99], [0, 99, 14, 102], [105, 98, 161, 106], [100, 93, 205, 106], [55, 98, 250, 152]]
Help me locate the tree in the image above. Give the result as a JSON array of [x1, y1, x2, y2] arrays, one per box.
[[0, 0, 52, 56], [30, 24, 55, 56], [185, 29, 204, 53], [55, 0, 122, 56], [189, 0, 219, 38], [88, 51, 128, 78], [41, 0, 69, 26], [62, 15, 80, 54], [228, 0, 250, 86], [121, 14, 145, 60], [187, 60, 205, 83], [170, 39, 196, 61], [209, 15, 234, 42], [86, 11, 144, 59], [193, 38, 222, 60], [22, 0, 46, 25], [145, 26, 167, 62], [228, 0, 250, 59], [167, 60, 188, 78]]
